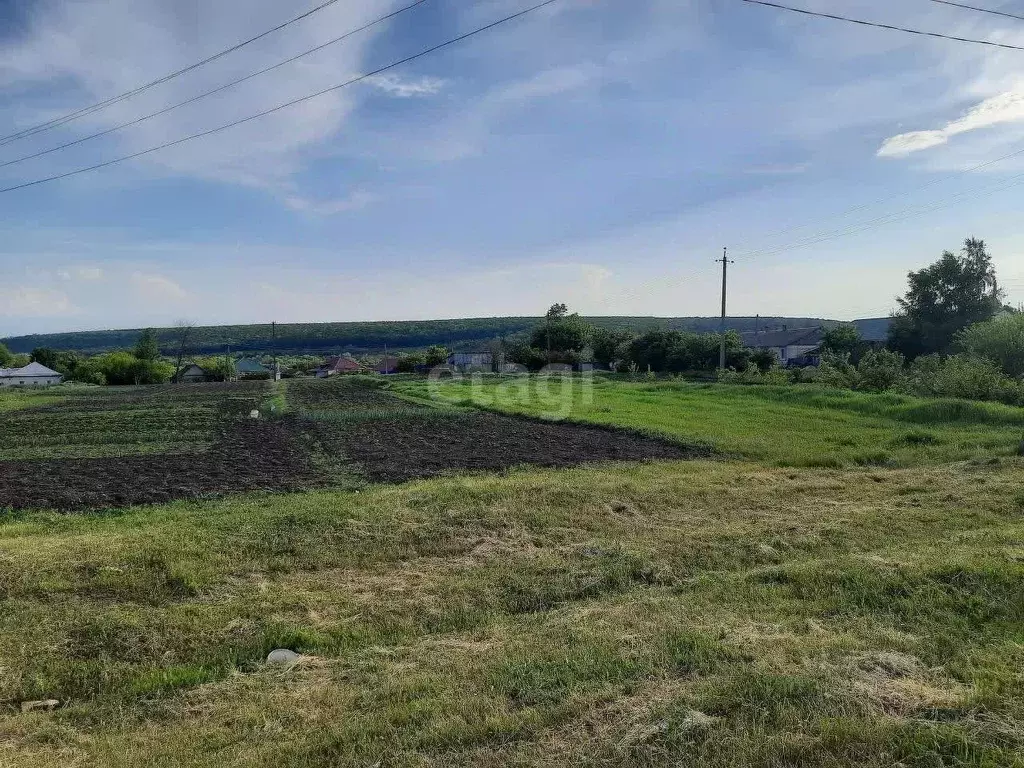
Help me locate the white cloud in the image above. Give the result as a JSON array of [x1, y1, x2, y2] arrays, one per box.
[[367, 74, 446, 98], [130, 272, 186, 300], [283, 189, 379, 215], [879, 89, 1024, 157], [57, 266, 104, 281], [0, 0, 399, 199], [2, 287, 75, 317]]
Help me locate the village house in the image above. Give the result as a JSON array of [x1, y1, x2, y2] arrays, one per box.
[[740, 327, 825, 367], [235, 358, 270, 379], [375, 355, 400, 375], [0, 362, 63, 387], [448, 352, 493, 372], [178, 364, 209, 383], [316, 356, 362, 378]]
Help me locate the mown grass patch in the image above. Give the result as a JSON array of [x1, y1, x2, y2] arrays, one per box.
[[0, 458, 1023, 766]]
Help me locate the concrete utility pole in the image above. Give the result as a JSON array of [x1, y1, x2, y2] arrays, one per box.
[[716, 248, 734, 370], [271, 321, 278, 380]]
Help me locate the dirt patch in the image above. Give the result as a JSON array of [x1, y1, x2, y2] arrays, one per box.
[[315, 410, 709, 484], [0, 380, 711, 512], [0, 419, 319, 512]]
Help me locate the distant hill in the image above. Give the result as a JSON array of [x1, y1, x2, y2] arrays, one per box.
[[2, 316, 884, 356]]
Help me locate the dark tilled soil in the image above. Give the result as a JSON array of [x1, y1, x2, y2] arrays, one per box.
[[0, 419, 320, 512], [320, 411, 709, 483]]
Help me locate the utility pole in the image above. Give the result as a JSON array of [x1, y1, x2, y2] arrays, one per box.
[[716, 248, 734, 370], [271, 321, 278, 380]]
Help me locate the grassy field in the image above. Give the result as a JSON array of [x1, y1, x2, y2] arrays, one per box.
[[0, 386, 67, 414], [391, 376, 1024, 467], [2, 376, 1024, 766], [1, 459, 1023, 766]]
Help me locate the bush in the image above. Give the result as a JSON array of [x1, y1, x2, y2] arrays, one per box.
[[717, 365, 792, 385], [921, 355, 1023, 405], [817, 352, 859, 390], [855, 349, 907, 393], [956, 313, 1024, 378]]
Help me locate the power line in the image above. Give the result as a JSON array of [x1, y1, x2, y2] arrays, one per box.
[[739, 0, 1024, 51], [0, 0, 349, 148], [730, 142, 1024, 258], [926, 0, 1024, 23], [748, 167, 1024, 259], [0, 0, 560, 194], [0, 0, 431, 172]]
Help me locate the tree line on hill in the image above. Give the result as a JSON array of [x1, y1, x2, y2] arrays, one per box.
[[5, 236, 1019, 400], [1, 315, 836, 356]]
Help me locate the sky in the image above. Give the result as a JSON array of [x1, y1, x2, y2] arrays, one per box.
[[2, 0, 1024, 336]]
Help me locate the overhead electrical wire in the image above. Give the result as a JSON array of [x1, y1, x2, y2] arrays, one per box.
[[748, 169, 1024, 259], [0, 0, 431, 172], [0, 0, 349, 148], [925, 0, 1024, 23], [0, 0, 560, 194], [729, 143, 1024, 258], [739, 0, 1024, 51]]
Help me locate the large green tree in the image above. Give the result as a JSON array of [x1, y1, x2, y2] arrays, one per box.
[[30, 347, 61, 369], [820, 324, 863, 357], [530, 304, 593, 363], [0, 343, 12, 367], [888, 238, 1003, 359], [133, 328, 161, 362]]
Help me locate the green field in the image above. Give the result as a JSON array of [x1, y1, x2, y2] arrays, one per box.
[[2, 376, 1023, 766], [392, 376, 1024, 467]]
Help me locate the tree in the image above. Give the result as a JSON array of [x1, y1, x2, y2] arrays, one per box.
[[956, 313, 1024, 378], [172, 320, 196, 383], [820, 324, 863, 357], [396, 353, 424, 373], [0, 343, 12, 367], [9, 353, 30, 368], [749, 348, 779, 372], [133, 328, 160, 362], [591, 328, 634, 368], [530, 304, 593, 363], [30, 347, 61, 369], [423, 345, 449, 367], [888, 238, 1003, 359]]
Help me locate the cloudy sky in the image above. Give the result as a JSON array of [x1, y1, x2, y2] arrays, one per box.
[[2, 0, 1024, 335]]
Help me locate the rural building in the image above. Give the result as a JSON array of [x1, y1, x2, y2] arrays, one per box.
[[178, 364, 209, 383], [235, 358, 270, 378], [0, 362, 63, 387], [317, 356, 362, 377], [741, 327, 825, 367], [448, 352, 493, 372], [376, 355, 400, 374]]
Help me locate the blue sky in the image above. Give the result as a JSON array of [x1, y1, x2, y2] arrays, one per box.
[[2, 0, 1024, 335]]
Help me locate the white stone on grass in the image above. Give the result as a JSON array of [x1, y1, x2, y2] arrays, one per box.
[[267, 648, 300, 664]]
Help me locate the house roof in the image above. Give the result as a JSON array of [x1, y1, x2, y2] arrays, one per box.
[[740, 327, 824, 348], [0, 362, 62, 378], [235, 358, 268, 373], [322, 356, 362, 372], [181, 364, 207, 374]]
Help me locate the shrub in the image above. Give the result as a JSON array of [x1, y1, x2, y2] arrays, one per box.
[[956, 313, 1024, 377], [855, 349, 907, 393], [924, 355, 1022, 405], [718, 365, 791, 385], [817, 352, 859, 390]]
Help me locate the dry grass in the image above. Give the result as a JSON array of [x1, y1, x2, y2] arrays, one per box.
[[1, 456, 1023, 766]]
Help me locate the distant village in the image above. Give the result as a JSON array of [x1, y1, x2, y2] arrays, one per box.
[[1, 320, 891, 388]]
